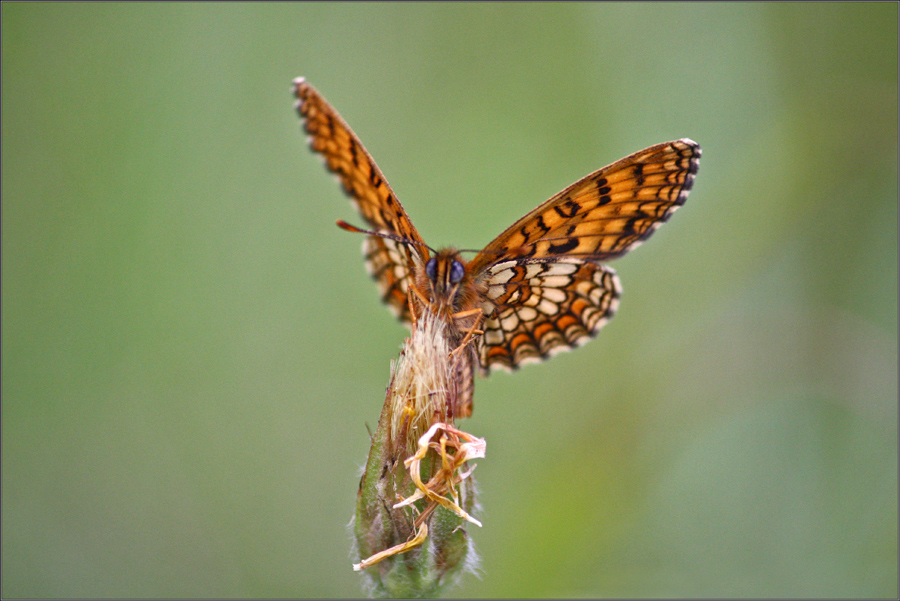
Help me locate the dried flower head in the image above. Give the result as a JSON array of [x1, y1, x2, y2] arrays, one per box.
[[353, 309, 484, 597]]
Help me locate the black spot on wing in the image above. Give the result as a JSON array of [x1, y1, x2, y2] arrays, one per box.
[[553, 199, 580, 219], [632, 163, 644, 186], [548, 237, 579, 254]]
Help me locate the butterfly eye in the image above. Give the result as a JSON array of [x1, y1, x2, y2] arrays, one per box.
[[449, 260, 465, 285], [425, 258, 438, 281]]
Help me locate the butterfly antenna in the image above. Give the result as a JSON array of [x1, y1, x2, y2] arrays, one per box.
[[336, 220, 435, 253]]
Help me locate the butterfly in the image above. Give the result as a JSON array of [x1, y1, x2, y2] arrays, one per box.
[[293, 78, 699, 419]]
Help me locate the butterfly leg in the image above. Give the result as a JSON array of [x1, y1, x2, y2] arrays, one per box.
[[406, 287, 419, 329], [407, 281, 434, 326], [449, 308, 484, 359]]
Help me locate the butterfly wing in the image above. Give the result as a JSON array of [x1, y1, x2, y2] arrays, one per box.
[[294, 78, 426, 324], [476, 258, 621, 371], [469, 139, 700, 371]]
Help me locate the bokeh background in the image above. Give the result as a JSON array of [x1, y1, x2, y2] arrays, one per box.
[[3, 3, 896, 598]]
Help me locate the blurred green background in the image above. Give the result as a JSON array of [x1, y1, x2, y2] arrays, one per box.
[[2, 3, 896, 598]]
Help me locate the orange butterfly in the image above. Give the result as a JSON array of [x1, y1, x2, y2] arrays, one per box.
[[293, 78, 699, 419]]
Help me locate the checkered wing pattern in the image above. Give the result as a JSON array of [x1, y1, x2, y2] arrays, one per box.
[[476, 259, 620, 371]]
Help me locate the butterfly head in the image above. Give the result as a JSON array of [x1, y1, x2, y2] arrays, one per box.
[[422, 249, 470, 310]]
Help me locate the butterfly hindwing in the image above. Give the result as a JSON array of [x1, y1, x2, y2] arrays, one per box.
[[477, 259, 621, 372], [363, 235, 418, 322]]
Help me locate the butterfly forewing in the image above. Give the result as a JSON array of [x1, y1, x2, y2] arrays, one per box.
[[468, 140, 700, 272], [294, 78, 426, 324]]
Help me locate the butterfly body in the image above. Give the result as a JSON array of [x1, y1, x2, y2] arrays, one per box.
[[412, 249, 483, 419], [294, 78, 700, 418]]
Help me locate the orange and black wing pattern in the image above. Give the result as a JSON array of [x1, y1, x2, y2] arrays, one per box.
[[294, 78, 426, 325], [470, 139, 701, 371]]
